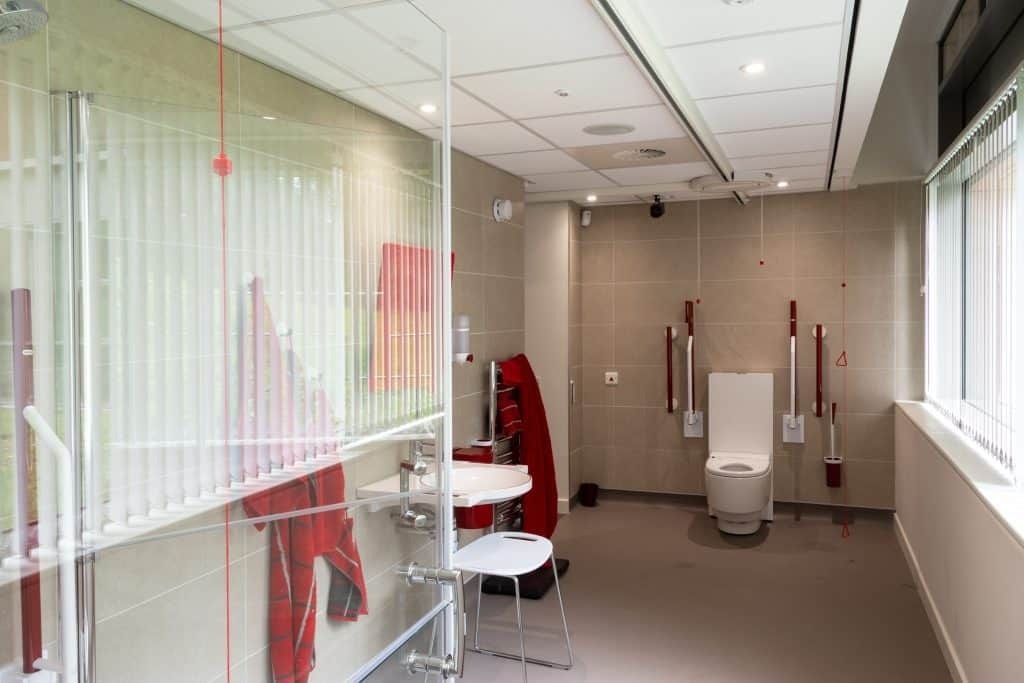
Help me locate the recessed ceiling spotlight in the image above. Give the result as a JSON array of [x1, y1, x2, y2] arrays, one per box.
[[419, 103, 437, 114], [262, 115, 277, 121], [583, 123, 635, 136], [740, 62, 766, 75], [722, 0, 756, 5], [776, 180, 790, 188], [586, 194, 598, 202], [554, 89, 570, 97]]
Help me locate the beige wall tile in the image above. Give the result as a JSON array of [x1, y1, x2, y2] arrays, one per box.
[[697, 279, 792, 323], [613, 281, 697, 324], [452, 209, 482, 272], [696, 323, 789, 369], [614, 202, 697, 240], [793, 232, 844, 278], [580, 242, 614, 283], [483, 276, 524, 332], [701, 234, 793, 280], [613, 239, 697, 282], [613, 324, 668, 366], [581, 324, 614, 365], [581, 284, 615, 324], [847, 230, 896, 276], [578, 206, 615, 242], [482, 220, 524, 277]]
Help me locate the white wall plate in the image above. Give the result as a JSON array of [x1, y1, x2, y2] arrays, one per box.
[[782, 414, 805, 443], [683, 410, 704, 438]]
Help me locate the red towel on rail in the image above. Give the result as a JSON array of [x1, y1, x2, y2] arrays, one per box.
[[498, 354, 559, 539], [243, 463, 368, 683]]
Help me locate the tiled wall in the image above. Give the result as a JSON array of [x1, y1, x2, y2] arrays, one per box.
[[577, 182, 923, 509], [451, 153, 526, 447]]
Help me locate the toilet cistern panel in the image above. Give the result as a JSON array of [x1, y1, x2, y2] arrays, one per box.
[[708, 372, 774, 455]]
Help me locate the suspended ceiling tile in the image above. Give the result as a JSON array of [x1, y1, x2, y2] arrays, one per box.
[[225, 0, 332, 23], [759, 164, 829, 182], [749, 177, 827, 194], [600, 161, 712, 186], [524, 170, 616, 193], [638, 0, 846, 48], [456, 56, 660, 120], [718, 123, 832, 158], [378, 83, 505, 127], [342, 88, 434, 131], [345, 1, 446, 72], [450, 121, 553, 156], [480, 150, 589, 176], [521, 105, 685, 149], [730, 150, 830, 171], [412, 0, 622, 76], [564, 137, 703, 170], [273, 13, 438, 87], [698, 84, 837, 134], [227, 25, 364, 91], [666, 24, 844, 99]]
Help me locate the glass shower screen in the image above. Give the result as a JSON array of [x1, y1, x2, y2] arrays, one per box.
[[0, 1, 455, 681]]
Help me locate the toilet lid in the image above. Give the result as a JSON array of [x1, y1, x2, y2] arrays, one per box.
[[706, 451, 771, 478]]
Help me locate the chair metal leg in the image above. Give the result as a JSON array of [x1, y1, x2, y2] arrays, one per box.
[[513, 576, 528, 682], [474, 572, 483, 649], [551, 554, 574, 668]]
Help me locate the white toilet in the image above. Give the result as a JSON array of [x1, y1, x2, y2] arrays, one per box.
[[705, 372, 774, 535]]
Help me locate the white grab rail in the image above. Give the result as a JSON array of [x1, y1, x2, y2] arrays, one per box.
[[686, 334, 695, 424]]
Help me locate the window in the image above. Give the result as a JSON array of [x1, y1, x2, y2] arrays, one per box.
[[925, 72, 1022, 481]]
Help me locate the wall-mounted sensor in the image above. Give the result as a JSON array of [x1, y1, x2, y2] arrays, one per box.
[[580, 209, 592, 227], [492, 198, 513, 223], [650, 194, 665, 219]]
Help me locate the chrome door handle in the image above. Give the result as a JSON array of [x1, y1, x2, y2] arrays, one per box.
[[398, 563, 465, 678]]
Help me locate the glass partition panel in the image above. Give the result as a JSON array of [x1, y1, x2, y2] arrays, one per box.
[[1, 0, 453, 680]]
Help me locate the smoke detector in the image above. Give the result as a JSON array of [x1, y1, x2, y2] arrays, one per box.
[[689, 173, 774, 193], [612, 148, 667, 161], [583, 123, 635, 136]]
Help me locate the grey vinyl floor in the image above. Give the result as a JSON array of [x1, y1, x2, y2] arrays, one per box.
[[461, 494, 951, 683]]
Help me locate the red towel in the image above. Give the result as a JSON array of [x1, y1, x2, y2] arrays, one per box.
[[497, 387, 522, 435], [243, 463, 368, 683], [498, 354, 559, 539]]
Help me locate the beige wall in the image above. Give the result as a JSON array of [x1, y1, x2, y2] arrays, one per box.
[[569, 206, 584, 502], [576, 182, 923, 509], [451, 153, 526, 447]]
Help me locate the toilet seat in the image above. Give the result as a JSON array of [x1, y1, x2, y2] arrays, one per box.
[[706, 452, 771, 478]]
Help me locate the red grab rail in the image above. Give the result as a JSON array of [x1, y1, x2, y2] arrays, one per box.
[[815, 323, 824, 418], [685, 301, 695, 416], [666, 325, 674, 413]]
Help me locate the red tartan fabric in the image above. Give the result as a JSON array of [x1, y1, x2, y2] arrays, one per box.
[[243, 463, 368, 683], [498, 354, 559, 539]]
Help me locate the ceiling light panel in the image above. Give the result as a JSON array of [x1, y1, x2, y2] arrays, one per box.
[[697, 84, 837, 133], [456, 55, 660, 119], [523, 170, 616, 193], [717, 123, 832, 158], [666, 23, 844, 99], [600, 161, 712, 186], [412, 0, 622, 76], [450, 121, 553, 156], [479, 150, 589, 176], [520, 105, 684, 148], [274, 13, 437, 86], [636, 0, 846, 48]]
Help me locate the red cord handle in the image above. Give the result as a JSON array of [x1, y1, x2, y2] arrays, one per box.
[[789, 300, 797, 337]]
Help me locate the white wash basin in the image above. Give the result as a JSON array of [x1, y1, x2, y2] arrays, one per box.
[[420, 465, 532, 506], [355, 461, 531, 508]]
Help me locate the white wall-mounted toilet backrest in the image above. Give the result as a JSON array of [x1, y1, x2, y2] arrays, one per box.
[[709, 372, 774, 455]]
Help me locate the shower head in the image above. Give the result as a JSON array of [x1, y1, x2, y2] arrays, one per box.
[[0, 1, 48, 45]]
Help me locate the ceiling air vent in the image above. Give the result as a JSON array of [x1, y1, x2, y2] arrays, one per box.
[[612, 148, 667, 161], [582, 123, 635, 136], [689, 173, 774, 193]]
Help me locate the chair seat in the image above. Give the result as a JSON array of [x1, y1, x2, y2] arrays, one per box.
[[454, 532, 553, 577]]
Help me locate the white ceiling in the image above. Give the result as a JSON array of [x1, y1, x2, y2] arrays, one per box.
[[127, 0, 905, 205]]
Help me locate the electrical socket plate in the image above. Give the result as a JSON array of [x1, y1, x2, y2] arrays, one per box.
[[782, 414, 805, 443], [683, 410, 703, 438], [604, 371, 619, 386]]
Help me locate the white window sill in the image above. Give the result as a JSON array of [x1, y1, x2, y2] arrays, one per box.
[[897, 401, 1024, 550]]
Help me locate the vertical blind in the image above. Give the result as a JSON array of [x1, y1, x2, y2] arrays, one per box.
[[925, 71, 1022, 482]]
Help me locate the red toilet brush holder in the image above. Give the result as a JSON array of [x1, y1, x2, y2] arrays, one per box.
[[824, 457, 842, 488]]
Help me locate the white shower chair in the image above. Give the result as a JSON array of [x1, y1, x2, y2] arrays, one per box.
[[454, 531, 573, 681]]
